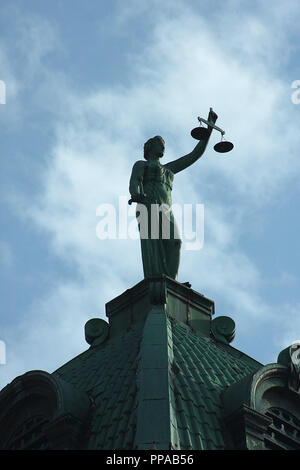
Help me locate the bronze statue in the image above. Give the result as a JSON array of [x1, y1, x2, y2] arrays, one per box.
[[129, 108, 218, 280]]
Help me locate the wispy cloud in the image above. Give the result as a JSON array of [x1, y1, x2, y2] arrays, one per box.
[[2, 0, 300, 385]]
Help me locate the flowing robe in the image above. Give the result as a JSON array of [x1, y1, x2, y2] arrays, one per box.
[[135, 161, 181, 280]]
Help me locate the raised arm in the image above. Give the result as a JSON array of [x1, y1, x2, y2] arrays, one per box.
[[164, 108, 218, 174]]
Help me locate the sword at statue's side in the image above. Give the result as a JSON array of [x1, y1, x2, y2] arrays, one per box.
[[128, 181, 146, 205]]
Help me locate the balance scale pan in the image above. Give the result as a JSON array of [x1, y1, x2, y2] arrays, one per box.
[[214, 141, 234, 153], [191, 127, 210, 140]]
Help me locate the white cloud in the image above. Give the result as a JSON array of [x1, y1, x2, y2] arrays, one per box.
[[29, 5, 300, 321], [35, 20, 295, 273], [3, 1, 300, 385]]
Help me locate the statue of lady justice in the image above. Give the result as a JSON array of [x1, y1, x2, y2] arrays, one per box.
[[129, 108, 218, 281]]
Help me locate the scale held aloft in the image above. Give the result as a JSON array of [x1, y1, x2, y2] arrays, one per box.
[[191, 110, 234, 153]]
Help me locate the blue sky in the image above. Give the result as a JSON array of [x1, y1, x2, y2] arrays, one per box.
[[1, 0, 300, 389]]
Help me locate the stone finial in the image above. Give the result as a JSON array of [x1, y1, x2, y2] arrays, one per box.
[[85, 318, 109, 347], [211, 316, 235, 344]]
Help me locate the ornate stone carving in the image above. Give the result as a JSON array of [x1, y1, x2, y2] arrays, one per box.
[[277, 343, 300, 394]]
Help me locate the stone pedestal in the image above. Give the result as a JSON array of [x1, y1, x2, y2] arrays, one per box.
[[105, 276, 214, 450]]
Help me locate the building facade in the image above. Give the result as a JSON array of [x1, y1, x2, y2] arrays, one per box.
[[0, 276, 299, 450]]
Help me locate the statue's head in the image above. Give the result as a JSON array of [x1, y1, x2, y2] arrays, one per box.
[[144, 136, 165, 160]]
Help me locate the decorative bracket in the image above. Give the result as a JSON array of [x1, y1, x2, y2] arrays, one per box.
[[277, 343, 300, 394]]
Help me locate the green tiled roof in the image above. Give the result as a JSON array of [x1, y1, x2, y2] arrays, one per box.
[[170, 318, 261, 449], [54, 322, 143, 450], [52, 278, 262, 450]]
